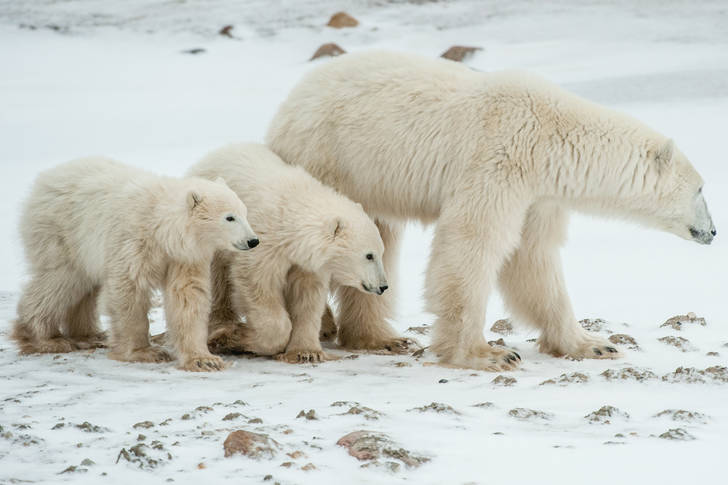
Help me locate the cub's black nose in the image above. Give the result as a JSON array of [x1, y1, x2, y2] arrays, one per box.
[[711, 229, 717, 236], [247, 238, 259, 249], [379, 285, 388, 294]]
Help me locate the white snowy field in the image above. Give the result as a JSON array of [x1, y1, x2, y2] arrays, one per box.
[[1, 1, 728, 484]]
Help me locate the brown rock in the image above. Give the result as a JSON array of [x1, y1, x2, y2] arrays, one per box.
[[219, 25, 234, 38], [336, 431, 429, 468], [310, 43, 346, 61], [441, 45, 482, 62], [490, 319, 513, 335], [223, 430, 279, 459], [327, 12, 359, 28], [660, 313, 706, 330]]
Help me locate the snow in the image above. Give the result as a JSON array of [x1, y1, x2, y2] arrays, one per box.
[[1, 1, 727, 484]]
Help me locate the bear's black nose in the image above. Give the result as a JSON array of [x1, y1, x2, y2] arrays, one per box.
[[711, 228, 717, 236], [247, 238, 259, 249], [379, 285, 388, 294]]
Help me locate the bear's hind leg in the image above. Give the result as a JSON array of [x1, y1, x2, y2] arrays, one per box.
[[65, 285, 107, 349], [319, 304, 337, 342], [427, 197, 525, 371], [13, 269, 88, 354], [497, 202, 620, 360], [336, 220, 419, 354]]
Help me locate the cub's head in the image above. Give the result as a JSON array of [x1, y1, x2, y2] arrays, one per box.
[[186, 177, 259, 252], [640, 140, 716, 245], [324, 209, 388, 295]]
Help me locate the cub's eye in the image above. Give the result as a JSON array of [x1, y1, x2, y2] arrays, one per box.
[[698, 187, 703, 194], [226, 216, 235, 222], [366, 253, 374, 260]]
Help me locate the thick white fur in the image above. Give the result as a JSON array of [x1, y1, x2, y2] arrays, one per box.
[[188, 143, 394, 363], [13, 157, 257, 372], [266, 50, 715, 371]]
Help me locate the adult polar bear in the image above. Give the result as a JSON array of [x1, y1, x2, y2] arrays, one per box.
[[266, 50, 716, 371]]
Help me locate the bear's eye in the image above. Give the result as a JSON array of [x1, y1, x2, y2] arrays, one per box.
[[226, 216, 235, 222], [366, 253, 374, 260], [698, 186, 703, 194]]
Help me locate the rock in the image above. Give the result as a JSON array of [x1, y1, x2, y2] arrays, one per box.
[[133, 421, 154, 429], [76, 422, 106, 433], [540, 372, 589, 386], [223, 430, 279, 459], [296, 409, 318, 420], [487, 338, 507, 347], [491, 375, 516, 387], [310, 43, 346, 61], [80, 458, 95, 466], [472, 402, 494, 409], [609, 334, 638, 349], [580, 318, 608, 332], [440, 45, 482, 62], [116, 443, 172, 469], [704, 365, 728, 382], [661, 366, 728, 384], [406, 325, 430, 335], [219, 25, 234, 38], [248, 418, 263, 424], [490, 319, 513, 335], [181, 48, 206, 55], [336, 431, 429, 469], [706, 351, 719, 357], [601, 367, 657, 382], [584, 405, 630, 424], [332, 402, 382, 421], [660, 313, 706, 330], [508, 408, 553, 421], [657, 336, 696, 352], [658, 428, 696, 441], [301, 463, 316, 471], [438, 378, 448, 383], [327, 12, 358, 28], [223, 412, 243, 421], [654, 409, 709, 424], [408, 402, 460, 415]]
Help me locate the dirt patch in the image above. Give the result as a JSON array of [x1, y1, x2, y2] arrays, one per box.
[[508, 408, 553, 421], [654, 409, 709, 423], [408, 402, 460, 415], [608, 334, 639, 350], [657, 336, 696, 352], [332, 401, 382, 421], [406, 325, 430, 335], [601, 367, 657, 382], [660, 313, 706, 331], [540, 372, 589, 386], [580, 318, 609, 332], [490, 319, 513, 335], [662, 366, 728, 384], [117, 442, 172, 469], [658, 428, 696, 441], [584, 405, 630, 424]]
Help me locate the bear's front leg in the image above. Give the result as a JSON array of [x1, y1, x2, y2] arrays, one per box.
[[426, 197, 526, 371], [277, 267, 337, 364], [164, 262, 225, 372]]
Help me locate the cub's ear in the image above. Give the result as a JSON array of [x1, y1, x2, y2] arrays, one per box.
[[327, 218, 343, 239], [213, 176, 229, 188], [654, 139, 674, 170], [187, 191, 203, 210]]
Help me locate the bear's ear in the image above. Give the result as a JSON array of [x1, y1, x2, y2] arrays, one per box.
[[213, 176, 229, 188], [187, 191, 203, 211], [654, 139, 674, 171], [327, 218, 343, 239]]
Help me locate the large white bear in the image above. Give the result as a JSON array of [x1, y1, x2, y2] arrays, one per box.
[[13, 157, 258, 371], [266, 50, 716, 371], [188, 143, 391, 363]]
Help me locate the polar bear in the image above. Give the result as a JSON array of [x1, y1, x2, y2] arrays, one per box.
[[266, 50, 716, 371], [13, 157, 259, 371], [187, 143, 390, 363]]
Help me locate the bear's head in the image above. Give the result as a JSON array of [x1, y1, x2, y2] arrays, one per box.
[[636, 140, 716, 245], [185, 177, 259, 253], [323, 210, 388, 295]]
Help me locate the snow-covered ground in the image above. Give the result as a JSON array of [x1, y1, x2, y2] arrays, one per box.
[[1, 1, 727, 483]]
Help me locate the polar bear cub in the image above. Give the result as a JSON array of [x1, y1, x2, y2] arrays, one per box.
[[188, 143, 389, 363], [13, 157, 258, 371]]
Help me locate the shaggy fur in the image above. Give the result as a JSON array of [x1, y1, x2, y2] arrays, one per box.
[[188, 143, 395, 362], [13, 157, 258, 371], [266, 50, 716, 371]]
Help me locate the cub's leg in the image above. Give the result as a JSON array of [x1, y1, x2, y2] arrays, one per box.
[[164, 262, 225, 371], [13, 268, 89, 354], [498, 202, 620, 359], [336, 219, 418, 353], [427, 193, 526, 371], [277, 266, 335, 363], [319, 304, 337, 342], [106, 271, 171, 364], [65, 285, 107, 349]]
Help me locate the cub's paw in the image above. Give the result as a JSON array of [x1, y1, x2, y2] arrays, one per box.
[[319, 306, 337, 342], [74, 332, 108, 350], [207, 323, 247, 355], [121, 345, 173, 364], [276, 350, 338, 364], [181, 354, 227, 372], [566, 340, 621, 360], [367, 337, 422, 355], [30, 337, 78, 354], [440, 344, 522, 371]]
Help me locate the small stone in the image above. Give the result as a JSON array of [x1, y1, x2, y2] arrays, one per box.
[[472, 402, 494, 409], [287, 450, 306, 459], [491, 375, 516, 387], [660, 314, 706, 330], [280, 461, 293, 468], [508, 408, 553, 421], [301, 463, 316, 471], [296, 409, 318, 420], [440, 45, 482, 62], [310, 43, 346, 61], [327, 12, 358, 28], [408, 402, 460, 415], [79, 458, 95, 466], [657, 336, 696, 352], [223, 430, 279, 459], [248, 418, 263, 424], [181, 48, 206, 55], [219, 25, 234, 38], [706, 351, 719, 357], [393, 361, 411, 368], [609, 334, 638, 348], [490, 319, 513, 335], [438, 378, 448, 384], [584, 405, 630, 424], [137, 434, 146, 441], [540, 372, 589, 386], [223, 412, 243, 421], [133, 421, 154, 429]]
